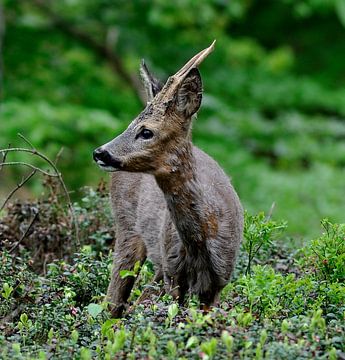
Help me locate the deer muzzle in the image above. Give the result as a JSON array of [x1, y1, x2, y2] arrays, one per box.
[[93, 147, 122, 171]]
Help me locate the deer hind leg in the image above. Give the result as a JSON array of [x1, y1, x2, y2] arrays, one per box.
[[106, 234, 146, 318], [200, 291, 220, 312], [163, 254, 188, 304]]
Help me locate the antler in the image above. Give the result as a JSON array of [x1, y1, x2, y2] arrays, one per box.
[[155, 40, 216, 102], [175, 40, 216, 79]]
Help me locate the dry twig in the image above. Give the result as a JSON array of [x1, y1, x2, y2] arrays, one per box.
[[0, 145, 9, 172], [0, 170, 36, 212], [0, 161, 57, 177], [9, 211, 39, 253], [0, 134, 80, 245], [54, 147, 64, 165]]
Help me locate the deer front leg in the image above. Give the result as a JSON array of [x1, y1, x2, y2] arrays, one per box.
[[163, 242, 188, 303], [106, 234, 146, 318]]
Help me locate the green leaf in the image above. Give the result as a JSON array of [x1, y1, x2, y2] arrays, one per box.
[[19, 313, 28, 325], [113, 329, 127, 353], [120, 261, 142, 279], [167, 303, 179, 320], [221, 331, 233, 353], [2, 283, 14, 299], [166, 340, 177, 357], [133, 260, 141, 274], [38, 350, 47, 360], [119, 270, 136, 279], [80, 347, 92, 360], [200, 338, 218, 358], [186, 335, 199, 349], [71, 329, 79, 344], [87, 303, 103, 318], [101, 319, 117, 337]]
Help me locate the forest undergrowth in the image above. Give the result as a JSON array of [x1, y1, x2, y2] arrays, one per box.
[[0, 180, 344, 359]]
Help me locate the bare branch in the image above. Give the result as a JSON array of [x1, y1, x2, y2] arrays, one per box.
[[18, 133, 35, 149], [54, 147, 64, 165], [0, 170, 36, 212], [266, 202, 276, 221], [0, 144, 9, 173], [0, 161, 58, 177], [0, 136, 80, 245], [1, 148, 63, 173], [9, 211, 39, 253]]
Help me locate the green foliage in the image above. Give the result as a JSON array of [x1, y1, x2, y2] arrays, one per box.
[[186, 335, 199, 349], [166, 303, 179, 327], [167, 303, 179, 320], [1, 203, 345, 359], [221, 331, 234, 357], [229, 262, 345, 320], [301, 219, 345, 282], [236, 311, 254, 327], [1, 283, 13, 300], [0, 101, 122, 191], [2, 0, 345, 237], [166, 340, 177, 359], [1, 0, 345, 358], [310, 309, 326, 334], [243, 211, 287, 274], [119, 260, 142, 279], [86, 303, 103, 318], [200, 338, 218, 359]]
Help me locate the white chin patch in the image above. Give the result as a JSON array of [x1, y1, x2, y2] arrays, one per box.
[[96, 160, 117, 172]]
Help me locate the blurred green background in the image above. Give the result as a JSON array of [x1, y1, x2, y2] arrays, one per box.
[[1, 0, 345, 239]]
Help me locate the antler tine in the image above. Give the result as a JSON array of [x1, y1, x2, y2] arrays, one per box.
[[154, 40, 216, 102], [175, 40, 216, 78]]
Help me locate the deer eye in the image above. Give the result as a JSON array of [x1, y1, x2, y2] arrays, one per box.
[[137, 128, 154, 140]]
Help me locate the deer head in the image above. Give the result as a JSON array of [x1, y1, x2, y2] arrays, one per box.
[[93, 41, 215, 175]]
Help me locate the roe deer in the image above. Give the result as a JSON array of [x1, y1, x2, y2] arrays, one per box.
[[93, 41, 243, 317]]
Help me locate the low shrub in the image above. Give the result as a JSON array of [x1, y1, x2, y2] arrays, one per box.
[[1, 198, 344, 359], [301, 219, 345, 283]]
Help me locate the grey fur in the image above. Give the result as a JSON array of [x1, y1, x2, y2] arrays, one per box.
[[93, 43, 243, 317]]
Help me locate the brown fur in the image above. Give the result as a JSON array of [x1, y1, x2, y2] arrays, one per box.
[[93, 42, 243, 317]]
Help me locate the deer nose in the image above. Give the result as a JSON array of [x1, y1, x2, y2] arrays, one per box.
[[93, 147, 123, 169], [93, 147, 112, 164]]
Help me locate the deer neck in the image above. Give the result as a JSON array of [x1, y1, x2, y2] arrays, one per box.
[[155, 141, 217, 252]]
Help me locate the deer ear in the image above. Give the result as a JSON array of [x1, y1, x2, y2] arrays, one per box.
[[175, 67, 202, 118], [140, 60, 163, 102]]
